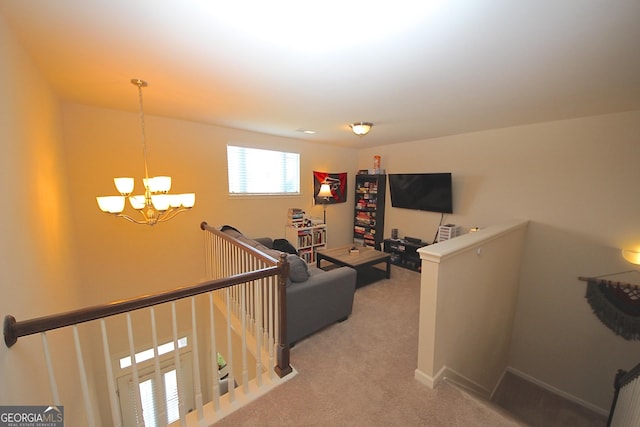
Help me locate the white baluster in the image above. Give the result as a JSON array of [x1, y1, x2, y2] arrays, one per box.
[[226, 287, 235, 403], [268, 276, 275, 380], [73, 326, 96, 426], [40, 333, 61, 405], [191, 297, 204, 422], [255, 279, 263, 387], [126, 314, 145, 427], [149, 308, 167, 427], [241, 282, 249, 393], [171, 302, 186, 427], [100, 321, 122, 427], [209, 292, 221, 411], [628, 378, 640, 426]]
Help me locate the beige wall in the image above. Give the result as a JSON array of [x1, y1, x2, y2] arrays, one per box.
[[416, 220, 528, 397], [3, 4, 640, 416], [0, 14, 87, 423], [60, 104, 359, 424], [358, 112, 640, 410], [61, 103, 358, 306]]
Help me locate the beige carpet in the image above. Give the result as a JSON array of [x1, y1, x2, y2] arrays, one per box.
[[215, 265, 523, 426]]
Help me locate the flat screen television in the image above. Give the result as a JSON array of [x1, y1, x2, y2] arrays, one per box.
[[388, 173, 453, 213]]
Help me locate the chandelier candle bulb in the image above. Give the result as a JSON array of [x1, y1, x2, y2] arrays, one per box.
[[96, 196, 125, 214], [114, 177, 134, 195], [181, 193, 196, 208], [151, 194, 171, 211], [129, 195, 146, 210]]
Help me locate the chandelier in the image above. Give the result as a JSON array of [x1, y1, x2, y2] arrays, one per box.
[[96, 79, 195, 226]]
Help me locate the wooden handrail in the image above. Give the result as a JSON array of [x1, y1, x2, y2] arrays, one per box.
[[5, 221, 292, 381], [200, 222, 280, 265], [200, 222, 291, 377], [4, 267, 280, 348]]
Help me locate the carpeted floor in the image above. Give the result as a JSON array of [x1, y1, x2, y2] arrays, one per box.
[[215, 265, 524, 426]]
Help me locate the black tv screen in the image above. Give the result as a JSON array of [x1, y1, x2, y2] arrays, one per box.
[[388, 173, 453, 213]]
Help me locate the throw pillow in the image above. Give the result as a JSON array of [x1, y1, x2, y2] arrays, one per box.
[[220, 225, 243, 239], [287, 254, 309, 283], [273, 238, 298, 255]]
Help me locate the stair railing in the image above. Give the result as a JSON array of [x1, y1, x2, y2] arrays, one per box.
[[607, 362, 640, 426], [3, 222, 292, 426]]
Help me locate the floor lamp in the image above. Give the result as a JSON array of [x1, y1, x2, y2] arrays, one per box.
[[318, 183, 332, 224]]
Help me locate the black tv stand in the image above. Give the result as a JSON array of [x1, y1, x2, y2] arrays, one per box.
[[383, 238, 429, 272]]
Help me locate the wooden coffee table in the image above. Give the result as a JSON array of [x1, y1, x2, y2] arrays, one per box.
[[316, 245, 391, 287]]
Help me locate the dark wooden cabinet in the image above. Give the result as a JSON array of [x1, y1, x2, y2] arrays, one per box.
[[353, 174, 386, 250], [383, 238, 428, 272]]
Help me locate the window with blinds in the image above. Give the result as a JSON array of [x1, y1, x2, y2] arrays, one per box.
[[120, 361, 191, 426], [227, 145, 300, 195], [116, 337, 193, 426]]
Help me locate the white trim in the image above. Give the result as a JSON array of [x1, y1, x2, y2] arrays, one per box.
[[490, 369, 508, 400], [441, 367, 492, 398], [414, 365, 492, 398], [414, 367, 445, 389], [506, 367, 609, 416], [114, 334, 190, 373], [418, 219, 529, 263], [181, 367, 298, 425]]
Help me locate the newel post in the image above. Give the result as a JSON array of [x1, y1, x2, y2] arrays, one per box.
[[275, 253, 292, 377]]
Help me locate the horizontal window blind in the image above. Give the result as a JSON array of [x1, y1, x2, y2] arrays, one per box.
[[227, 145, 300, 195]]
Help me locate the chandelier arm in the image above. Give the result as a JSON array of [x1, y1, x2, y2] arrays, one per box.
[[112, 213, 150, 225], [156, 207, 193, 223]]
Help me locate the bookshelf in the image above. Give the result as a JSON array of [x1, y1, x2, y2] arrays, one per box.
[[285, 224, 327, 265], [353, 173, 386, 250]]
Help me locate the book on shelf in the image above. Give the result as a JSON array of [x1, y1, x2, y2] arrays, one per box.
[[357, 169, 386, 175], [287, 208, 305, 226], [313, 229, 325, 244], [298, 248, 312, 264], [354, 225, 366, 233], [296, 230, 313, 247]]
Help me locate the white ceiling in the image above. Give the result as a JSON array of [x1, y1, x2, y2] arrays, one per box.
[[1, 0, 639, 147]]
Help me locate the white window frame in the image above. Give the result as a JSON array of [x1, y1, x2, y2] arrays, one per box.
[[227, 145, 300, 196], [114, 337, 193, 427]]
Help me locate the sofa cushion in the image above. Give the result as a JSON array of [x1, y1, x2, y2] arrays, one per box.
[[221, 225, 308, 283], [288, 254, 309, 283], [273, 238, 298, 255]]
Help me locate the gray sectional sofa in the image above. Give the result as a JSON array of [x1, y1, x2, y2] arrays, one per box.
[[221, 226, 356, 345]]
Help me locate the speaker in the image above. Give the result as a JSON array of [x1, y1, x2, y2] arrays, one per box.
[[391, 228, 398, 239]]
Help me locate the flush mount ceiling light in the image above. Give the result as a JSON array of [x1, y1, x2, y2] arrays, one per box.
[[622, 249, 640, 265], [350, 122, 373, 136], [95, 79, 195, 226]]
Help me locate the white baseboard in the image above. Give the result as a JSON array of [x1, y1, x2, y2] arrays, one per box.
[[441, 367, 492, 398], [414, 366, 445, 389], [415, 366, 491, 399], [490, 369, 508, 400], [416, 365, 608, 417], [506, 366, 608, 416]]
